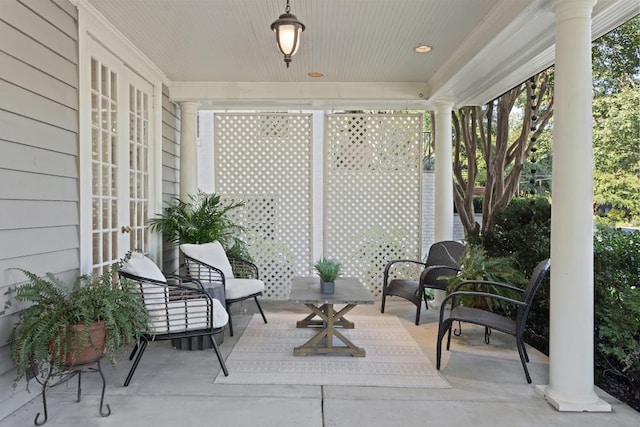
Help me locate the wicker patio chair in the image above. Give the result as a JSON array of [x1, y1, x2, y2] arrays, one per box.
[[381, 240, 465, 325], [180, 241, 267, 337], [436, 258, 551, 383], [118, 252, 229, 386]]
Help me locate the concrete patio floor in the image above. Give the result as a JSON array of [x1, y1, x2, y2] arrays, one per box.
[[1, 299, 638, 427]]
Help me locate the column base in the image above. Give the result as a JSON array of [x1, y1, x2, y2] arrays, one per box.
[[535, 385, 611, 412]]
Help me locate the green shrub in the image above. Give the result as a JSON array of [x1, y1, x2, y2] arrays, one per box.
[[467, 197, 552, 352], [594, 226, 640, 396]]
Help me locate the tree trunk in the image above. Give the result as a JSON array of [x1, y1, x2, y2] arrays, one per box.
[[451, 69, 554, 235]]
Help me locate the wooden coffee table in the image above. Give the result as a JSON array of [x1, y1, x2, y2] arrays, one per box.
[[288, 276, 374, 357]]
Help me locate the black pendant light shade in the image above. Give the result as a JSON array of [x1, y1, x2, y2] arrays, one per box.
[[271, 0, 305, 68]]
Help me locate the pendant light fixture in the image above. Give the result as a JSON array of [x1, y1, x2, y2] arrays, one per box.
[[271, 0, 305, 68]]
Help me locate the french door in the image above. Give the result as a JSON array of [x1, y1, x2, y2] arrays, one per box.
[[89, 42, 153, 275]]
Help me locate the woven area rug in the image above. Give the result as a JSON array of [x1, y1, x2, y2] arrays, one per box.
[[214, 313, 450, 388]]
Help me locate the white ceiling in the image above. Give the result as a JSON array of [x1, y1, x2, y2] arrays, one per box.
[[85, 0, 638, 109]]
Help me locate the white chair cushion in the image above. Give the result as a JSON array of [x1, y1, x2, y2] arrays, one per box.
[[147, 298, 228, 334], [180, 242, 234, 279], [121, 252, 167, 283], [225, 278, 265, 300]]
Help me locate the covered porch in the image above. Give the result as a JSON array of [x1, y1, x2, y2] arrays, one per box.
[[1, 0, 639, 421], [1, 300, 638, 426]]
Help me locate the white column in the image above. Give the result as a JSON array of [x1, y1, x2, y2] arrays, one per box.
[[536, 0, 610, 412], [178, 101, 199, 197], [432, 101, 455, 306]]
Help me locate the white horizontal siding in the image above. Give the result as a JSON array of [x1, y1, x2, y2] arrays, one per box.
[[0, 21, 77, 86], [0, 80, 78, 131], [0, 140, 77, 178], [0, 110, 77, 154], [1, 0, 77, 61], [0, 200, 78, 230], [0, 50, 78, 109], [0, 169, 78, 201], [161, 84, 180, 273], [0, 226, 79, 260], [0, 1, 80, 409]]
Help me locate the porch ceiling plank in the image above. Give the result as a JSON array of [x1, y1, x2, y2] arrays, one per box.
[[84, 0, 638, 109]]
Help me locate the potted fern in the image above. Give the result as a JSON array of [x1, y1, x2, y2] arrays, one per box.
[[314, 258, 341, 294], [442, 244, 526, 312], [4, 255, 148, 388]]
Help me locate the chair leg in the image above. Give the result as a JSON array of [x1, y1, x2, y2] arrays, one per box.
[[208, 335, 229, 377], [436, 321, 450, 370], [516, 339, 532, 383], [380, 292, 386, 313], [521, 339, 530, 363], [225, 303, 235, 336], [446, 323, 453, 350], [128, 342, 139, 361], [422, 291, 430, 310], [414, 299, 422, 326], [124, 337, 149, 387], [254, 296, 267, 324]]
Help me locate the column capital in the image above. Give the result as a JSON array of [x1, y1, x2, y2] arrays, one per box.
[[433, 101, 454, 115], [178, 101, 200, 114], [551, 0, 597, 20]]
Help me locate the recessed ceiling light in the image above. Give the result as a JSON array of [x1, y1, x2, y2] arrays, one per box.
[[414, 44, 432, 53], [308, 71, 324, 78]]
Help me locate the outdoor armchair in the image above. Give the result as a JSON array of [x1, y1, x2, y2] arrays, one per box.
[[118, 252, 229, 386], [180, 241, 267, 336], [436, 258, 551, 383], [381, 240, 465, 325]]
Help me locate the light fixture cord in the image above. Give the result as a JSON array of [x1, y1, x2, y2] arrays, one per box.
[[285, 0, 291, 14]]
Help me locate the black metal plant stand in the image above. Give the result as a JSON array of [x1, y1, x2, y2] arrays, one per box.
[[32, 358, 110, 426]]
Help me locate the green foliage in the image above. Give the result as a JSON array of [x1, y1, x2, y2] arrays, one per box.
[[442, 244, 526, 312], [314, 258, 341, 283], [470, 197, 551, 273], [5, 255, 148, 388], [592, 85, 640, 225], [467, 196, 551, 350], [592, 16, 640, 96], [593, 226, 640, 392], [149, 191, 249, 258]]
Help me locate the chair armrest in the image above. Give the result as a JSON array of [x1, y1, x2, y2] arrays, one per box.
[[228, 256, 259, 279], [164, 273, 207, 292], [439, 290, 526, 324], [383, 259, 426, 284], [443, 290, 526, 308], [183, 255, 226, 285], [420, 265, 460, 286], [451, 280, 524, 294]]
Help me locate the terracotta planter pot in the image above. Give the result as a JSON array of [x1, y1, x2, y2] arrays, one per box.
[[54, 321, 106, 370]]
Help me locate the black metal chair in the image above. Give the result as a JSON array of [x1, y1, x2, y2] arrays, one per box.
[[436, 258, 551, 383], [381, 240, 465, 325], [118, 252, 229, 386], [180, 242, 267, 337]]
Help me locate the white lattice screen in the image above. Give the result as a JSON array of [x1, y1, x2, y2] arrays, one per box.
[[214, 113, 312, 299], [325, 114, 423, 297]]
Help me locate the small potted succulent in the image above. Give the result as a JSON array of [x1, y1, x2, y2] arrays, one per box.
[[314, 258, 341, 294]]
